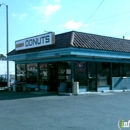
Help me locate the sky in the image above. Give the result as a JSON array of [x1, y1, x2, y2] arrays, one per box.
[[0, 0, 130, 55]]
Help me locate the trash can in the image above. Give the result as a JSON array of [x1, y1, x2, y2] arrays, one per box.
[[73, 82, 79, 94]]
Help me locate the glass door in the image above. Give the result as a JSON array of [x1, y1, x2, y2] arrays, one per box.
[[88, 62, 97, 91], [74, 62, 88, 92], [48, 63, 58, 91]]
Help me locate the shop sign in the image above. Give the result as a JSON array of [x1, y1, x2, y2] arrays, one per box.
[[76, 62, 85, 73], [15, 32, 55, 51]]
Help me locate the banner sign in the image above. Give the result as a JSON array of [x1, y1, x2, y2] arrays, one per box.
[[15, 32, 55, 51]]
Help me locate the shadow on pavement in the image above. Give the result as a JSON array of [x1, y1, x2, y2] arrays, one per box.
[[0, 91, 58, 100]]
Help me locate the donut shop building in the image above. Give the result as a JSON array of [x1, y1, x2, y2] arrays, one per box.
[[8, 31, 130, 93]]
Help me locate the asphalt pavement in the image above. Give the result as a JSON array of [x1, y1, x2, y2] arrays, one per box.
[[0, 91, 130, 130]]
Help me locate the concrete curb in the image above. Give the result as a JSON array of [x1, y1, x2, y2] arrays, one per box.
[[102, 90, 124, 93], [30, 91, 58, 95], [1, 87, 130, 96], [58, 89, 130, 96], [123, 89, 130, 92], [73, 89, 130, 96], [78, 92, 102, 95], [58, 92, 72, 96]]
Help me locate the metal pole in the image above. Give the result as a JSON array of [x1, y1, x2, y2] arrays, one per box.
[[0, 3, 10, 88], [6, 5, 10, 88]]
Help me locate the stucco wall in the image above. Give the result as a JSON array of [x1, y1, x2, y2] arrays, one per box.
[[112, 77, 130, 90]]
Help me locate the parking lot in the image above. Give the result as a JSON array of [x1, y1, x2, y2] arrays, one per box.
[[0, 91, 130, 130]]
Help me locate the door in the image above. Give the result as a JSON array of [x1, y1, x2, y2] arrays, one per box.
[[88, 62, 97, 91], [48, 63, 58, 91], [74, 62, 88, 92]]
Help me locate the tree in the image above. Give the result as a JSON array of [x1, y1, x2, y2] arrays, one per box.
[[0, 54, 7, 60]]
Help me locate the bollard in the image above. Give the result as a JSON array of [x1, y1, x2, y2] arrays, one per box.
[[73, 82, 79, 95]]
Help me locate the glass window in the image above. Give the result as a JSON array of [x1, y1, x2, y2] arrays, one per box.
[[123, 63, 130, 76], [97, 62, 110, 86], [58, 62, 66, 81], [74, 62, 87, 86], [57, 61, 71, 82], [39, 63, 48, 85], [27, 63, 38, 84], [16, 64, 26, 82], [66, 61, 71, 82], [88, 62, 96, 78], [112, 63, 120, 77]]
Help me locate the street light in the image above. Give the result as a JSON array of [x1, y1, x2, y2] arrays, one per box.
[[0, 3, 10, 88]]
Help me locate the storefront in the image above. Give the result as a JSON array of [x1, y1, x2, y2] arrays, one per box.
[[8, 31, 130, 93]]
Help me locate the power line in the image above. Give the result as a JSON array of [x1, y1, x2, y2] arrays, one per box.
[[85, 0, 105, 23], [87, 11, 130, 24]]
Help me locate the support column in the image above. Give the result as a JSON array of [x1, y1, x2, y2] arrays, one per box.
[[37, 63, 40, 91], [71, 61, 74, 93], [95, 62, 98, 92], [110, 63, 112, 90]]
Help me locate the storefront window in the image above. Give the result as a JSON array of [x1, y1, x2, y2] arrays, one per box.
[[39, 63, 48, 85], [16, 64, 26, 82], [57, 62, 71, 92], [123, 63, 130, 76], [112, 63, 120, 77], [58, 61, 71, 82], [97, 62, 110, 86], [74, 62, 87, 86], [65, 61, 71, 82], [58, 63, 66, 81], [88, 62, 96, 78], [27, 63, 38, 84], [47, 62, 71, 92]]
